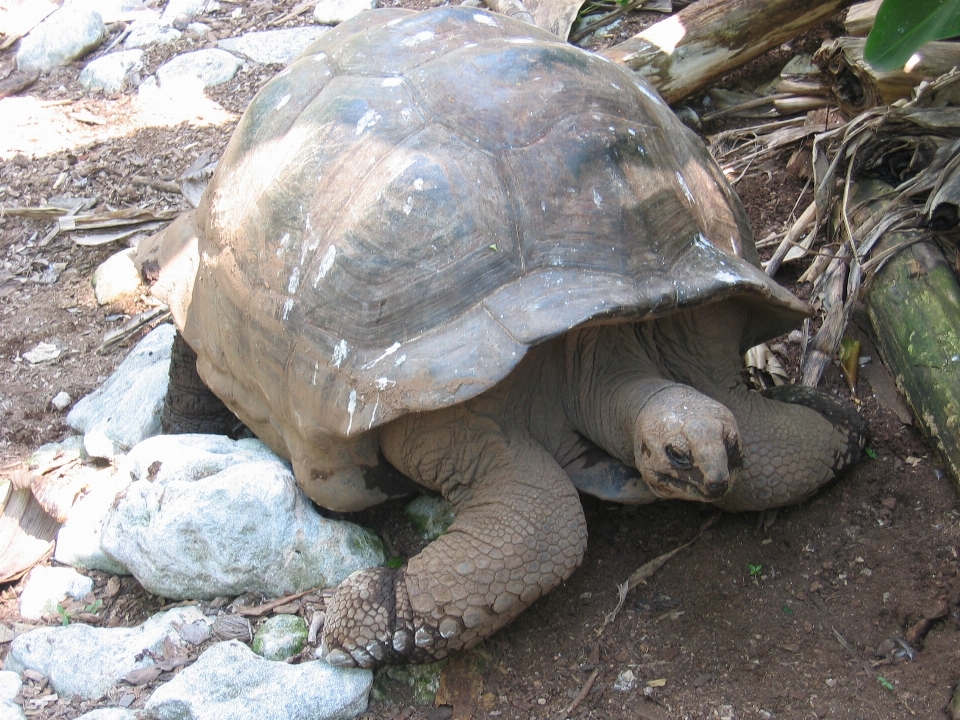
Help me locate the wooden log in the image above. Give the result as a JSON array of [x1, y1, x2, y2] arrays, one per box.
[[815, 37, 960, 115], [854, 179, 960, 487], [599, 0, 859, 105]]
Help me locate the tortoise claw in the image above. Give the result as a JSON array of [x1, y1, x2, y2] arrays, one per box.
[[324, 646, 356, 668]]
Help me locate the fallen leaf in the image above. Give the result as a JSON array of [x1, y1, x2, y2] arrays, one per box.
[[123, 666, 161, 685], [647, 678, 667, 687]]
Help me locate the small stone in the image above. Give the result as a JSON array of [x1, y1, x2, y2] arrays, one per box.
[[404, 495, 455, 540], [51, 391, 72, 411], [613, 668, 636, 692], [313, 0, 379, 25], [19, 566, 94, 621], [252, 614, 308, 661], [79, 50, 145, 94], [124, 21, 182, 48], [23, 341, 62, 364], [0, 624, 15, 644], [155, 48, 243, 93]]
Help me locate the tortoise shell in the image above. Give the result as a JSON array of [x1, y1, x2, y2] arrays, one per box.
[[150, 6, 808, 508]]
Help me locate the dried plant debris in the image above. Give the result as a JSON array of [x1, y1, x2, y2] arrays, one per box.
[[717, 71, 960, 388]]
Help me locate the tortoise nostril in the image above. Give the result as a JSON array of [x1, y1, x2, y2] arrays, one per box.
[[705, 478, 729, 498]]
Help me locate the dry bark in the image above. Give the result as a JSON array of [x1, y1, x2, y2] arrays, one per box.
[[599, 0, 859, 105]]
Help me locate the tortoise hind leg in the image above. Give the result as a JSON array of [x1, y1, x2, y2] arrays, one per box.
[[163, 331, 246, 437], [321, 404, 587, 667]]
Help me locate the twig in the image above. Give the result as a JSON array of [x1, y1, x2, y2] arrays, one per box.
[[701, 93, 795, 123], [237, 587, 317, 617], [559, 668, 599, 719], [132, 176, 182, 194]]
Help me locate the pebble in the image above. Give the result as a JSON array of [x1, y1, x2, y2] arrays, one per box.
[[51, 391, 72, 411], [155, 48, 244, 93], [18, 566, 94, 621], [313, 0, 379, 25], [252, 615, 308, 661], [124, 20, 183, 48], [218, 27, 330, 65], [613, 668, 636, 692], [22, 341, 62, 364], [16, 4, 108, 73], [144, 640, 372, 720], [79, 50, 145, 94]]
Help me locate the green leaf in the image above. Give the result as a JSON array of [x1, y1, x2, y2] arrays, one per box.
[[386, 556, 405, 569], [864, 0, 960, 71], [865, 447, 878, 459], [781, 604, 794, 616], [877, 675, 895, 691]]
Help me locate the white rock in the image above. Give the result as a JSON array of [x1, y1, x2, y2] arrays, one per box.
[[124, 20, 182, 48], [312, 0, 378, 25], [69, 0, 153, 24], [0, 670, 25, 720], [144, 640, 371, 720], [121, 434, 281, 484], [18, 566, 94, 621], [613, 668, 636, 692], [51, 391, 73, 411], [186, 21, 210, 35], [22, 341, 61, 364], [218, 27, 329, 65], [0, 671, 22, 700], [252, 615, 307, 661], [155, 49, 242, 93], [92, 247, 142, 304], [80, 50, 145, 94], [3, 606, 211, 700], [100, 435, 386, 599], [160, 0, 213, 26], [67, 323, 175, 456], [55, 468, 131, 575], [73, 709, 138, 720], [17, 4, 108, 73]]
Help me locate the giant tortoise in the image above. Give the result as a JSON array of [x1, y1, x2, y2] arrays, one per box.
[[138, 6, 867, 668]]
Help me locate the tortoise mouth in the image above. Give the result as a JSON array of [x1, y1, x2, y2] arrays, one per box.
[[649, 470, 729, 502]]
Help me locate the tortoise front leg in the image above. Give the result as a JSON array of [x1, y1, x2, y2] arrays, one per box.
[[321, 406, 587, 667]]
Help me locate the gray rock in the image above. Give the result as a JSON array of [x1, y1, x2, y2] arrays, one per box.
[[121, 434, 281, 484], [54, 468, 131, 575], [144, 640, 371, 720], [17, 4, 108, 73], [155, 49, 242, 92], [3, 606, 211, 700], [252, 615, 308, 661], [0, 670, 25, 720], [18, 566, 94, 621], [124, 21, 182, 48], [100, 434, 386, 600], [80, 50, 145, 94], [67, 323, 175, 457], [404, 495, 454, 540], [218, 27, 329, 65], [312, 0, 378, 25]]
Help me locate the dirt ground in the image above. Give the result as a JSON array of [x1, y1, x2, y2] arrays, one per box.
[[2, 2, 960, 719]]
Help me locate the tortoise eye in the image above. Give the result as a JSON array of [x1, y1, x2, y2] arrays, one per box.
[[665, 445, 693, 470]]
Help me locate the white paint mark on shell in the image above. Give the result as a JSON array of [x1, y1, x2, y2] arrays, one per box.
[[675, 171, 694, 204], [592, 188, 603, 208], [312, 362, 319, 386], [276, 232, 290, 258], [346, 389, 357, 434], [403, 196, 414, 215], [399, 30, 435, 47], [315, 245, 336, 286], [382, 77, 403, 87], [332, 339, 349, 367], [413, 177, 424, 191], [363, 342, 402, 369], [356, 109, 380, 135], [281, 297, 294, 321], [376, 377, 396, 390], [394, 354, 406, 367], [288, 265, 301, 294], [472, 12, 497, 25], [275, 93, 291, 110]]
